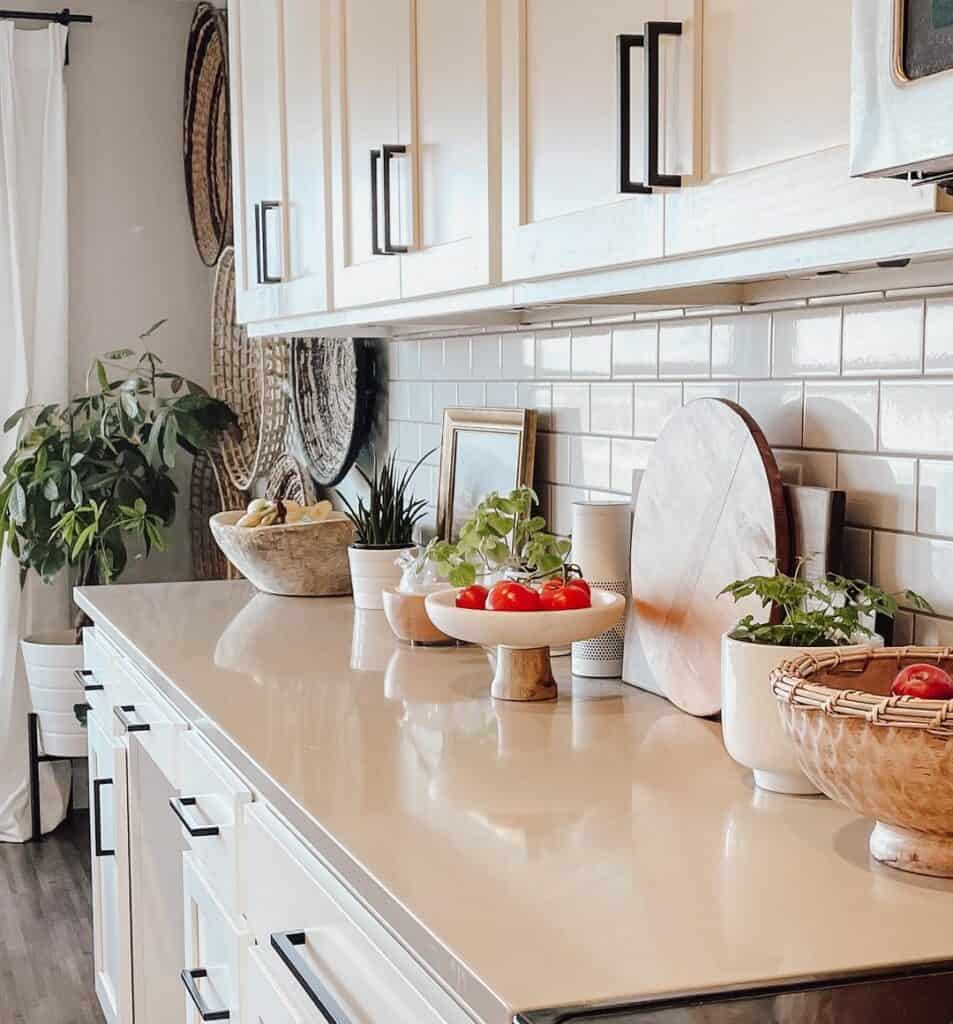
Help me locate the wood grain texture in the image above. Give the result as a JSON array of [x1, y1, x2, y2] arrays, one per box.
[[0, 812, 104, 1024], [623, 399, 789, 716]]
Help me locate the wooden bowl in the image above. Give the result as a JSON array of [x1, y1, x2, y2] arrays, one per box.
[[772, 647, 953, 877], [381, 589, 455, 646], [209, 510, 354, 597]]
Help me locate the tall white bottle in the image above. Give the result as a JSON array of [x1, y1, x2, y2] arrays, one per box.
[[571, 501, 632, 678]]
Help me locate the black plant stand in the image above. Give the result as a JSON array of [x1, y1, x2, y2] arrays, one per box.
[[28, 712, 75, 842]]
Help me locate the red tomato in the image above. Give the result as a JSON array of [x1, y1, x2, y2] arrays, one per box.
[[486, 581, 543, 612], [539, 583, 591, 612], [891, 664, 953, 700], [455, 584, 489, 610], [565, 578, 591, 597]]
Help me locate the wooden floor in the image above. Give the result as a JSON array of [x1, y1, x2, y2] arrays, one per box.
[[0, 812, 104, 1024]]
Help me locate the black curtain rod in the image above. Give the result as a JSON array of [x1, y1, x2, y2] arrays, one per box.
[[0, 9, 93, 25]]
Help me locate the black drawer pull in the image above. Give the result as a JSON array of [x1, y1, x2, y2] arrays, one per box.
[[113, 704, 150, 734], [617, 22, 683, 193], [92, 778, 114, 858], [381, 144, 408, 254], [254, 200, 282, 284], [181, 969, 230, 1022], [272, 930, 352, 1023], [169, 796, 220, 838], [75, 668, 103, 692], [369, 149, 386, 255]]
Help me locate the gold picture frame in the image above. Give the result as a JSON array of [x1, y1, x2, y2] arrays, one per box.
[[436, 408, 537, 542]]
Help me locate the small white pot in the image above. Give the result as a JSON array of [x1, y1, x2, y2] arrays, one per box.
[[21, 631, 87, 759], [721, 633, 882, 796], [348, 545, 415, 610]]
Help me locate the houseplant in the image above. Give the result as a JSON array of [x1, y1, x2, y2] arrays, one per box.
[[0, 332, 236, 745], [719, 561, 931, 794], [338, 451, 431, 609]]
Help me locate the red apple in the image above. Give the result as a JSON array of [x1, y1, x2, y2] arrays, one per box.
[[891, 663, 953, 700]]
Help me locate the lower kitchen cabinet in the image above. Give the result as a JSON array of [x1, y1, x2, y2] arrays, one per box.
[[243, 946, 306, 1023]]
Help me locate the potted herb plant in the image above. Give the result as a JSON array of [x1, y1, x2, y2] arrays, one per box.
[[0, 331, 236, 742], [338, 451, 431, 610], [719, 561, 931, 794]]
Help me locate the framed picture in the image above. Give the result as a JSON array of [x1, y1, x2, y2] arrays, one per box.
[[436, 408, 537, 541]]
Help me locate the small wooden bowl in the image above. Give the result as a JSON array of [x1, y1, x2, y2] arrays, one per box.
[[382, 589, 455, 647], [772, 647, 953, 878]]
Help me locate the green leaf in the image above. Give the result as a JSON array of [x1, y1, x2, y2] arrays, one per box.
[[42, 478, 58, 501], [9, 482, 26, 524], [70, 451, 84, 466], [138, 319, 167, 340], [3, 408, 26, 433]]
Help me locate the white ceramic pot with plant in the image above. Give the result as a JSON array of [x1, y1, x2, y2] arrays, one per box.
[[719, 564, 926, 795], [339, 452, 432, 611]]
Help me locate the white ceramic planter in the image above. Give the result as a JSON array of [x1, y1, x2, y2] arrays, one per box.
[[21, 631, 87, 759], [721, 633, 881, 796], [347, 545, 414, 610]]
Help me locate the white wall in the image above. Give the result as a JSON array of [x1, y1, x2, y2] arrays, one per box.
[[13, 0, 213, 583]]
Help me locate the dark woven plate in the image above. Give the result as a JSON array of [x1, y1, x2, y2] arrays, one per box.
[[184, 3, 233, 267], [289, 339, 376, 487], [265, 453, 318, 506], [190, 449, 246, 581]]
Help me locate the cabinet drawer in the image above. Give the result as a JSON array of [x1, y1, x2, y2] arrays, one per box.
[[111, 661, 187, 787], [174, 731, 253, 914], [243, 804, 472, 1024], [82, 630, 140, 733], [243, 945, 305, 1023], [183, 853, 251, 1024]]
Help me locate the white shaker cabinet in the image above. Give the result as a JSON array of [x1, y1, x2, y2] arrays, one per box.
[[229, 0, 332, 323]]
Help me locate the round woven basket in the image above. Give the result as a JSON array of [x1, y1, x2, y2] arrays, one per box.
[[289, 338, 375, 487], [211, 248, 289, 490], [184, 2, 233, 267], [772, 646, 953, 877], [265, 453, 318, 506], [190, 449, 247, 581]]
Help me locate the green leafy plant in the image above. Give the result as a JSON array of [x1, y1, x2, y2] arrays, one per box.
[[0, 323, 237, 624], [720, 558, 932, 647], [338, 450, 432, 547], [423, 486, 573, 587]]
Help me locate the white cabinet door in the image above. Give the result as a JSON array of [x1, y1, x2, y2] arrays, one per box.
[[230, 0, 331, 324], [88, 716, 133, 1024], [501, 0, 700, 282], [663, 0, 949, 257], [328, 0, 406, 307]]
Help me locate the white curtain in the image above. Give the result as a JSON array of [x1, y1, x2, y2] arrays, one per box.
[[0, 22, 71, 842]]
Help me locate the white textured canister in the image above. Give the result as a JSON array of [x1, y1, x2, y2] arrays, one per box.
[[570, 501, 632, 678]]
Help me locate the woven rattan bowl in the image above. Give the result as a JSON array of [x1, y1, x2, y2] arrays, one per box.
[[772, 647, 953, 877], [210, 511, 355, 597]]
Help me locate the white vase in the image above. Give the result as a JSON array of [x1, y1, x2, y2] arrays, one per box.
[[347, 545, 414, 610], [21, 631, 87, 759], [721, 633, 881, 795]]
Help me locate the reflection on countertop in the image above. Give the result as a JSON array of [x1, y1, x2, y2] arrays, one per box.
[[77, 580, 953, 1022]]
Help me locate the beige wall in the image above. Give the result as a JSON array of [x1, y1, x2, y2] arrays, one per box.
[[14, 0, 213, 583]]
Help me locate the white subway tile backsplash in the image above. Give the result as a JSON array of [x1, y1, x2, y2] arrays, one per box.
[[552, 383, 590, 433], [420, 424, 441, 463], [517, 382, 552, 430], [397, 341, 420, 380], [842, 300, 923, 376], [487, 382, 518, 407], [571, 327, 612, 378], [684, 382, 739, 403], [611, 438, 653, 493], [398, 420, 420, 460], [711, 313, 770, 379], [659, 319, 710, 378], [410, 382, 433, 422], [419, 339, 444, 377], [918, 460, 953, 538], [914, 614, 953, 646], [590, 383, 634, 436], [803, 381, 878, 451], [773, 449, 838, 489], [836, 453, 916, 531], [458, 382, 485, 407], [738, 381, 803, 447], [390, 381, 412, 420], [432, 381, 458, 423], [874, 531, 953, 616], [570, 436, 611, 489], [501, 333, 536, 379], [541, 432, 571, 484], [924, 298, 953, 374], [443, 337, 470, 376], [612, 323, 658, 378], [634, 383, 682, 438], [881, 380, 953, 455], [536, 330, 572, 378], [471, 336, 502, 379], [772, 307, 842, 377]]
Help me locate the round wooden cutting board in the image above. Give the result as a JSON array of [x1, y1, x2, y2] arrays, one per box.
[[622, 399, 790, 716]]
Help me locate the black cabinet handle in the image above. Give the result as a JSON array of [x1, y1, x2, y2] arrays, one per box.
[[75, 668, 103, 692], [370, 149, 387, 255], [181, 969, 230, 1022], [92, 778, 114, 858], [617, 22, 683, 194], [113, 704, 150, 734], [169, 796, 220, 838], [382, 144, 408, 254], [271, 930, 352, 1023], [254, 201, 282, 284]]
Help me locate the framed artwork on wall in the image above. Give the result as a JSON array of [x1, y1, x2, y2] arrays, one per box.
[[436, 408, 537, 541]]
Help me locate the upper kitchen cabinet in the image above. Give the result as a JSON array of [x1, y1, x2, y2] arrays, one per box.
[[500, 0, 701, 282], [663, 0, 950, 258], [229, 0, 332, 324], [328, 0, 497, 308]]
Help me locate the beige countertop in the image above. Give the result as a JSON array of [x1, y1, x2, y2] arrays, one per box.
[[77, 581, 953, 1023]]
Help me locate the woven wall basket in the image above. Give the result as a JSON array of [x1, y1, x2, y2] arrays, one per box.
[[191, 449, 246, 581], [184, 2, 233, 267], [289, 338, 375, 487], [212, 247, 289, 491], [265, 453, 319, 506]]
